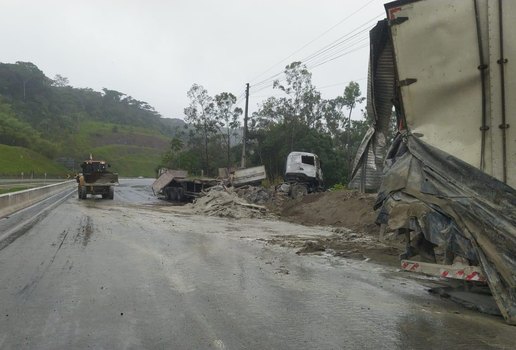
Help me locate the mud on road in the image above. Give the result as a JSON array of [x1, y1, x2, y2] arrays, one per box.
[[267, 190, 403, 266], [187, 187, 405, 267]]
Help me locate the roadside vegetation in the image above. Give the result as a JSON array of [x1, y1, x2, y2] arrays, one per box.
[[0, 186, 31, 195], [162, 62, 369, 187], [0, 61, 182, 177], [0, 144, 68, 177], [0, 61, 369, 184]]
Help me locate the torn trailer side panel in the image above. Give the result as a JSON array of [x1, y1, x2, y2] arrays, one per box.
[[376, 133, 516, 324]]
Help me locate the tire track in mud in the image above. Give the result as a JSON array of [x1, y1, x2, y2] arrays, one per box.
[[18, 229, 70, 301], [74, 216, 94, 247], [17, 215, 95, 301]]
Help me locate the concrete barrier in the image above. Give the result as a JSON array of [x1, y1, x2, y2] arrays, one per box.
[[0, 181, 75, 219]]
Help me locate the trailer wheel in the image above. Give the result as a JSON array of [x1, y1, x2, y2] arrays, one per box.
[[176, 187, 184, 202], [79, 186, 87, 200], [108, 186, 114, 200], [166, 187, 181, 201]]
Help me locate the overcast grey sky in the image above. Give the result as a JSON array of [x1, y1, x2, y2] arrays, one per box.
[[1, 0, 387, 120]]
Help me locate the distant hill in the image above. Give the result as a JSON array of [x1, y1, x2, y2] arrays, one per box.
[[0, 61, 186, 176]]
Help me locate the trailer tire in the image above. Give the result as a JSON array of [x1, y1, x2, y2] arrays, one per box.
[[166, 187, 178, 201], [79, 186, 87, 200], [176, 187, 184, 202]]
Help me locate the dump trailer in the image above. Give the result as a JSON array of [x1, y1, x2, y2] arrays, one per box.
[[152, 169, 219, 202], [350, 0, 516, 324], [77, 159, 119, 200], [153, 166, 268, 202], [284, 152, 324, 198]]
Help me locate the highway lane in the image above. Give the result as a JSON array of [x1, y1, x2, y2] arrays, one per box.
[[0, 179, 514, 349]]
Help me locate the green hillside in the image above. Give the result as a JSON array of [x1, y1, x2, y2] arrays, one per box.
[[0, 61, 184, 177], [90, 145, 162, 177], [0, 144, 69, 177], [67, 120, 168, 177]]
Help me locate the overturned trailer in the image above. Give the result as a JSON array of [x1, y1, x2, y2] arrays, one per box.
[[152, 166, 267, 202], [152, 169, 219, 202], [351, 0, 516, 324]]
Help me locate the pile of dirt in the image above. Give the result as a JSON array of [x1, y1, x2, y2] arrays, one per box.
[[187, 186, 405, 265], [263, 189, 406, 265], [277, 190, 378, 234], [189, 186, 271, 219]]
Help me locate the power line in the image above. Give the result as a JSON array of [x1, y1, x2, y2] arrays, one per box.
[[318, 77, 367, 90], [250, 42, 369, 96], [248, 0, 379, 84], [304, 34, 369, 68], [308, 43, 369, 69], [299, 14, 380, 66], [250, 13, 382, 90]]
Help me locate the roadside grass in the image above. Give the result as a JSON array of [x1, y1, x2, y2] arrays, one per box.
[[0, 145, 69, 177], [89, 145, 161, 177], [0, 121, 168, 178], [71, 121, 169, 152], [65, 121, 168, 176], [0, 186, 32, 195]]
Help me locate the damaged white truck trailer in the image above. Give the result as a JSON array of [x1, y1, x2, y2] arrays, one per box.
[[350, 0, 515, 324]]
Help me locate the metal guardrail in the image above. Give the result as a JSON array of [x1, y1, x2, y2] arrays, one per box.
[[0, 181, 75, 219]]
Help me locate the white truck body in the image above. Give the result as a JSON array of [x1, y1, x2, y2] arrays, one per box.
[[388, 0, 515, 187], [285, 152, 322, 181]]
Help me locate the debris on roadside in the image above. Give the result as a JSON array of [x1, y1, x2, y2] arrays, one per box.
[[188, 186, 272, 219], [263, 228, 402, 266], [234, 185, 272, 205]]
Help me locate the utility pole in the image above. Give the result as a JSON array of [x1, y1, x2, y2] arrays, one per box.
[[240, 83, 250, 168]]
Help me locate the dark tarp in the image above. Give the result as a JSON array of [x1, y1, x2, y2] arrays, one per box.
[[375, 133, 516, 324]]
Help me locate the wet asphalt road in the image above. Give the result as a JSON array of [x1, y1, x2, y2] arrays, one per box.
[[0, 179, 514, 349]]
